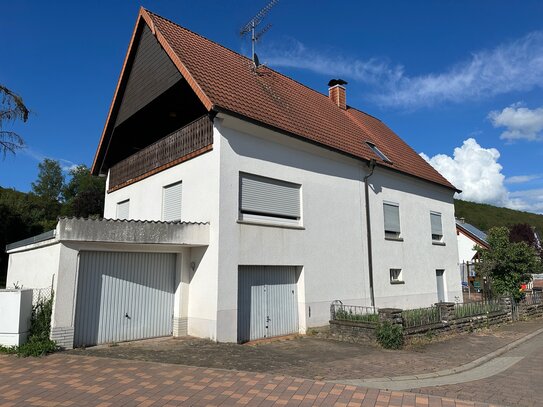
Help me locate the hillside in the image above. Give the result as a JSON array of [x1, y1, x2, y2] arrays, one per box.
[[454, 199, 543, 233]]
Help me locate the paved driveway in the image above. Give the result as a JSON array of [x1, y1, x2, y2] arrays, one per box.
[[0, 353, 496, 407], [70, 320, 541, 381]]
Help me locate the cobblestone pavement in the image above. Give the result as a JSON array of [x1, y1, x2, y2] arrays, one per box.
[[71, 320, 542, 381], [0, 353, 497, 407], [407, 326, 543, 407]]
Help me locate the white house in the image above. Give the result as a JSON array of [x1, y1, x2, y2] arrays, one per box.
[[6, 8, 462, 348]]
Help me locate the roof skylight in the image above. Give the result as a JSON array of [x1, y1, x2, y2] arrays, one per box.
[[366, 142, 392, 164]]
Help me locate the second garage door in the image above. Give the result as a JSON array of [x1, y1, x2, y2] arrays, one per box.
[[237, 266, 299, 343], [74, 251, 176, 347]]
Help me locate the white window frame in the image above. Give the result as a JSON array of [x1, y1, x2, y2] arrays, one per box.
[[239, 172, 302, 227], [116, 199, 130, 220], [162, 181, 183, 222]]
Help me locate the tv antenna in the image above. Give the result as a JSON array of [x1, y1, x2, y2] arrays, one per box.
[[240, 0, 279, 67]]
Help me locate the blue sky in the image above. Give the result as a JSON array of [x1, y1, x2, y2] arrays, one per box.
[[1, 1, 543, 212]]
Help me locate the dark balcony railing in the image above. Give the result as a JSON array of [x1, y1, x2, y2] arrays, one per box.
[[109, 115, 213, 189]]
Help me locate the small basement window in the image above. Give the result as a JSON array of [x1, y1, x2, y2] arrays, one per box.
[[390, 269, 403, 284], [366, 142, 392, 164], [239, 173, 301, 225]]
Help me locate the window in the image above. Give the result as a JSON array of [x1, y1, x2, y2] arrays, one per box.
[[116, 199, 130, 220], [366, 142, 392, 164], [430, 211, 443, 242], [163, 181, 182, 222], [239, 173, 301, 224], [390, 269, 403, 284], [383, 202, 401, 239]]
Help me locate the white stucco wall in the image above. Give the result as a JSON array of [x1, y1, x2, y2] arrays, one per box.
[[215, 117, 371, 341], [369, 170, 462, 307], [213, 115, 461, 341], [89, 114, 459, 343], [457, 230, 479, 264], [6, 242, 60, 290], [103, 131, 221, 340]]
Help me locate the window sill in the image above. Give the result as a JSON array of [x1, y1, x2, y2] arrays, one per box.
[[390, 280, 405, 285], [385, 237, 404, 242], [432, 241, 446, 246], [237, 220, 305, 230]]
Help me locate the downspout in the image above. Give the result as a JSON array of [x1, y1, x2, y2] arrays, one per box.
[[364, 159, 377, 308]]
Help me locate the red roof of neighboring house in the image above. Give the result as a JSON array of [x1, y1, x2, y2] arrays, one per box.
[[92, 8, 457, 192]]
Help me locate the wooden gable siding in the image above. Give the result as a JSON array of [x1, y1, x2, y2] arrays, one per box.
[[115, 25, 182, 126]]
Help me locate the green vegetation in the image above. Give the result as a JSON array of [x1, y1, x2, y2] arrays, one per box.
[[0, 294, 57, 357], [454, 199, 543, 233], [0, 163, 105, 287], [476, 227, 542, 301], [376, 321, 404, 349], [334, 308, 379, 323], [401, 307, 441, 328]]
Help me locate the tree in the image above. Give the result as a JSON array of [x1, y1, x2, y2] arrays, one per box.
[[476, 227, 542, 301], [31, 159, 65, 201], [509, 223, 537, 246], [0, 85, 29, 156], [61, 165, 105, 218]]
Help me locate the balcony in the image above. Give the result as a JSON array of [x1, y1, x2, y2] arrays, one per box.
[[108, 115, 213, 190]]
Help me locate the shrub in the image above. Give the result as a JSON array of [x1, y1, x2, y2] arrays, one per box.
[[376, 321, 404, 349], [0, 293, 58, 357]]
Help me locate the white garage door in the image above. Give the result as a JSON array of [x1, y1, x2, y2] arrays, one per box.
[[74, 251, 176, 347], [237, 266, 299, 343]]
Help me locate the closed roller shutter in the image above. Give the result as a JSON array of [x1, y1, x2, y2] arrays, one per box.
[[240, 174, 300, 219], [163, 182, 182, 221]]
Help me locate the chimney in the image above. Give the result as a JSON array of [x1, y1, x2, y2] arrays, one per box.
[[329, 84, 347, 110]]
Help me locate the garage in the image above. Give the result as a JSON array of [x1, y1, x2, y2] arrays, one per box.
[[237, 266, 299, 343], [74, 251, 176, 347]]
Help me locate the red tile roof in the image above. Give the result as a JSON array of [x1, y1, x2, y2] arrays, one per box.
[[93, 8, 457, 191]]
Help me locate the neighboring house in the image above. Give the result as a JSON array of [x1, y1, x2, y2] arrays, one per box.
[[6, 8, 462, 348], [456, 218, 489, 264], [456, 219, 489, 292]]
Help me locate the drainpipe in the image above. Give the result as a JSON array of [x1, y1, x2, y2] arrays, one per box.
[[364, 159, 377, 308]]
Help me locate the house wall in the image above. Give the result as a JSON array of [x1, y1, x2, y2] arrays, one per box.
[[457, 230, 479, 263], [103, 130, 221, 340], [215, 117, 370, 342], [213, 115, 461, 342], [369, 170, 462, 308], [6, 242, 60, 290]]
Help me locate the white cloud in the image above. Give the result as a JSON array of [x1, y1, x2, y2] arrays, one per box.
[[420, 138, 509, 205], [21, 147, 77, 172], [421, 138, 543, 213], [263, 39, 403, 85], [505, 174, 542, 184], [489, 104, 543, 141], [265, 31, 543, 108]]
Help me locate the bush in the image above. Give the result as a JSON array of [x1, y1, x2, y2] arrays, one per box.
[[0, 293, 58, 357], [376, 321, 404, 349]]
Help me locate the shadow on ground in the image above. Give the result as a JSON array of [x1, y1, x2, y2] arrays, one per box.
[[68, 319, 542, 381]]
